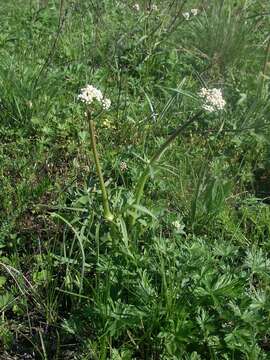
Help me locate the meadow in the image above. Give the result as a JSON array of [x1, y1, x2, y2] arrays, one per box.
[[1, 0, 270, 358]]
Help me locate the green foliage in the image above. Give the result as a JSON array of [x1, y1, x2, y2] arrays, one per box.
[[1, 0, 270, 358]]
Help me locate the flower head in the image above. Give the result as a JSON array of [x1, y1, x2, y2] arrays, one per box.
[[133, 3, 140, 11], [191, 8, 198, 16], [78, 85, 102, 104], [199, 87, 226, 113], [182, 12, 190, 20], [78, 84, 111, 110], [172, 220, 181, 230]]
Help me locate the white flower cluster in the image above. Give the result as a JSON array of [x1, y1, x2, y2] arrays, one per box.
[[133, 3, 140, 11], [78, 84, 111, 110], [199, 87, 226, 113], [172, 220, 181, 230], [172, 220, 186, 234], [182, 8, 198, 20]]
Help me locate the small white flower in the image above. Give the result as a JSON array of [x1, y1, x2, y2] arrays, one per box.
[[172, 220, 181, 230], [78, 84, 111, 110], [182, 12, 190, 20], [199, 87, 226, 113], [102, 98, 111, 110], [191, 8, 198, 16], [133, 3, 140, 11]]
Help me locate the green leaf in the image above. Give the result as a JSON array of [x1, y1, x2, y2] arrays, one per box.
[[0, 276, 6, 288], [0, 293, 13, 311], [131, 204, 157, 220]]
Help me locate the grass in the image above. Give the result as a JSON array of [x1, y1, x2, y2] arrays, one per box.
[[1, 0, 270, 358]]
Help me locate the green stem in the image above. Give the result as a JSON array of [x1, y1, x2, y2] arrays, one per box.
[[88, 113, 114, 221], [259, 34, 270, 98], [131, 111, 202, 225]]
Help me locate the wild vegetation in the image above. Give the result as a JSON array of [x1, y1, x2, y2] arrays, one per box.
[[1, 0, 270, 359]]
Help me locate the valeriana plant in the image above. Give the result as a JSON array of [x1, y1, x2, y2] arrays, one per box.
[[78, 84, 113, 221], [129, 87, 226, 226], [78, 84, 226, 226]]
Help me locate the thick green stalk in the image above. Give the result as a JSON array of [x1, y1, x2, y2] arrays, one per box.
[[131, 111, 202, 225], [88, 113, 114, 222]]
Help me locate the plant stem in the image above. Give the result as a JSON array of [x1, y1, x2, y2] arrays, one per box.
[[88, 112, 114, 221], [259, 34, 270, 99], [131, 111, 202, 225]]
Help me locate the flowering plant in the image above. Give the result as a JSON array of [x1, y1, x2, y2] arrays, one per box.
[[78, 84, 226, 226], [78, 85, 113, 221]]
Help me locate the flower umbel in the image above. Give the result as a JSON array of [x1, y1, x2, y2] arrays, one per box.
[[78, 84, 111, 110], [190, 8, 198, 16], [183, 9, 199, 20], [199, 87, 226, 113], [172, 220, 181, 230], [78, 85, 102, 104], [133, 3, 140, 11]]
